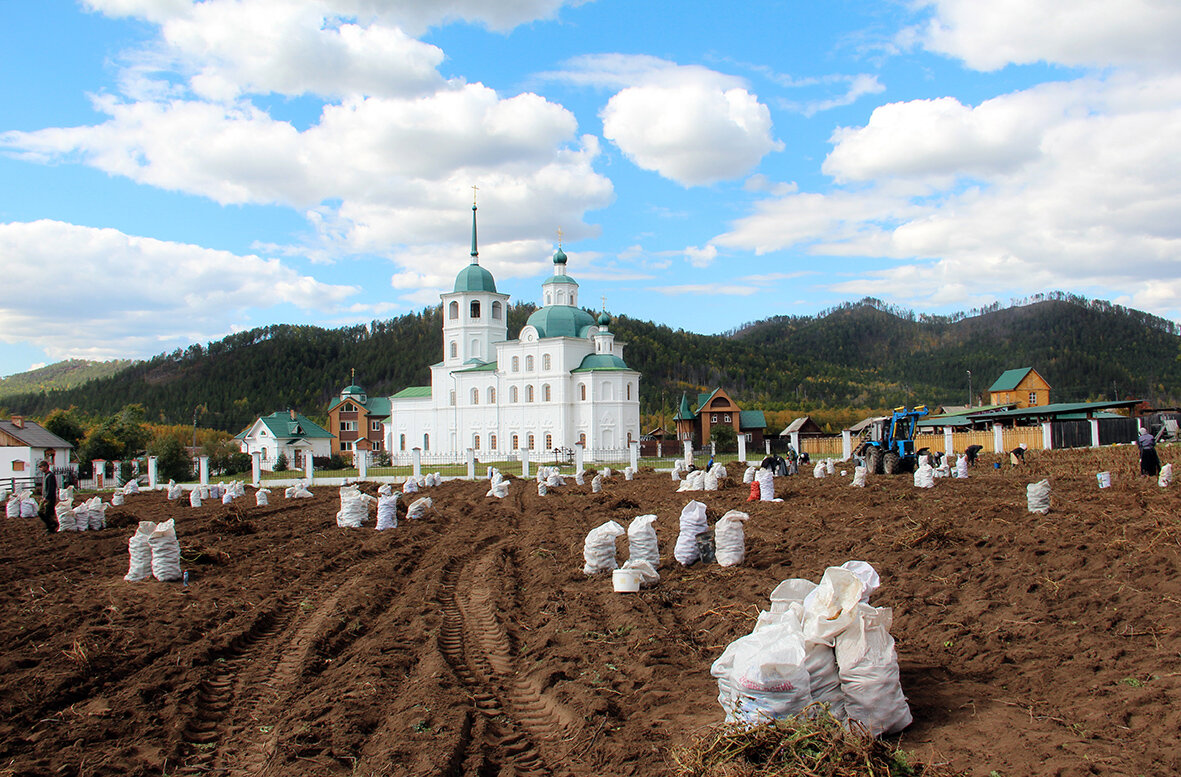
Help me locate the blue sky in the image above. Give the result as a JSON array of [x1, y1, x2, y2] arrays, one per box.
[[2, 0, 1179, 377]]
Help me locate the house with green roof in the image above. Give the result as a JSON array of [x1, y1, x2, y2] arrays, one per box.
[[672, 387, 767, 448], [234, 410, 335, 470], [326, 379, 391, 459], [382, 203, 641, 456], [988, 367, 1051, 409]]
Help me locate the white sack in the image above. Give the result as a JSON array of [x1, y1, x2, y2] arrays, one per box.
[[255, 488, 269, 506], [743, 466, 756, 484], [1159, 463, 1173, 488], [123, 480, 140, 495], [124, 521, 157, 582], [825, 460, 835, 475], [624, 467, 634, 481], [149, 519, 183, 582], [627, 514, 660, 568], [112, 492, 124, 506], [756, 470, 777, 501], [754, 605, 845, 720], [592, 474, 603, 494], [715, 510, 749, 567], [671, 468, 681, 482], [602, 467, 613, 479], [87, 499, 107, 530], [620, 558, 659, 587], [1027, 479, 1051, 514], [289, 482, 313, 499], [673, 500, 709, 566], [336, 485, 368, 528], [704, 473, 719, 491], [378, 483, 393, 496], [575, 471, 586, 485], [407, 497, 432, 520], [852, 466, 867, 488], [403, 477, 419, 495], [167, 481, 183, 500], [835, 604, 912, 736], [538, 482, 547, 496], [189, 490, 202, 508], [913, 464, 935, 489], [547, 473, 564, 487], [56, 499, 77, 532], [582, 520, 625, 575], [802, 566, 867, 644], [20, 498, 37, 518], [955, 455, 969, 479], [221, 492, 234, 504], [376, 493, 399, 530], [712, 617, 812, 726], [486, 481, 509, 498], [6, 495, 21, 519]]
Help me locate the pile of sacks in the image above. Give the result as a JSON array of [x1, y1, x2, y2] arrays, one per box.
[[167, 480, 184, 500], [486, 470, 509, 499], [711, 561, 911, 736], [5, 489, 38, 519], [124, 519, 183, 582], [673, 500, 751, 567], [285, 481, 314, 499], [57, 492, 108, 532], [336, 484, 377, 528], [671, 460, 689, 482], [219, 481, 246, 504], [677, 462, 726, 493], [581, 514, 660, 589], [912, 461, 935, 488]]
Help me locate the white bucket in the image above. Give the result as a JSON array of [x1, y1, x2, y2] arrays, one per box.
[[1097, 472, 1111, 489], [612, 568, 642, 593]]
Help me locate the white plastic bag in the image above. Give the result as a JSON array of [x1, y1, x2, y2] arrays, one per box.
[[627, 514, 659, 568], [575, 471, 586, 485], [582, 520, 625, 575], [620, 558, 659, 587], [376, 493, 399, 530], [715, 510, 749, 567], [592, 474, 603, 493], [712, 617, 812, 726], [624, 466, 634, 481], [336, 485, 368, 528], [851, 466, 867, 488], [813, 462, 826, 479], [255, 488, 269, 506], [753, 605, 845, 720], [913, 464, 935, 488], [149, 519, 183, 582], [756, 470, 777, 501], [167, 480, 183, 500], [673, 500, 708, 566], [825, 460, 835, 475], [704, 472, 719, 491], [403, 477, 419, 494], [1159, 463, 1172, 488], [87, 499, 107, 530], [123, 480, 140, 495], [538, 481, 548, 496], [671, 468, 681, 482], [189, 489, 202, 508], [743, 465, 756, 484], [802, 566, 867, 644], [712, 463, 728, 479], [1027, 479, 1051, 514], [289, 482, 313, 498], [835, 604, 912, 736], [955, 455, 969, 479], [547, 473, 564, 487], [407, 496, 432, 520], [20, 497, 37, 518], [221, 491, 234, 505], [124, 521, 156, 582], [486, 481, 509, 498], [112, 492, 124, 507], [56, 499, 77, 532], [6, 495, 20, 519]]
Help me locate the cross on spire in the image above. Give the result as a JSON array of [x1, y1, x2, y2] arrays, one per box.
[[471, 184, 478, 206], [601, 294, 607, 312], [556, 227, 563, 248]]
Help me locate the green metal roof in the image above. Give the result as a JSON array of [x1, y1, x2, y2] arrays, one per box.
[[454, 361, 498, 373], [739, 410, 766, 430], [989, 367, 1035, 393], [571, 353, 632, 372], [674, 393, 696, 421], [966, 400, 1140, 420], [542, 274, 579, 286], [391, 386, 432, 399], [453, 262, 498, 293], [696, 389, 721, 413], [342, 384, 364, 395], [235, 411, 334, 440], [525, 305, 597, 339]]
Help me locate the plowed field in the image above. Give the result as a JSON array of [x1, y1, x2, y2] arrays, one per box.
[[1, 447, 1179, 777]]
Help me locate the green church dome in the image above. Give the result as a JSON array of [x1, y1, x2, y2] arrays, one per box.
[[342, 384, 364, 395], [572, 353, 631, 372], [453, 262, 497, 293], [525, 305, 596, 339]]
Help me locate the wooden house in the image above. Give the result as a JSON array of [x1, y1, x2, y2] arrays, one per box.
[[988, 368, 1051, 409], [673, 388, 767, 447], [327, 381, 390, 459]]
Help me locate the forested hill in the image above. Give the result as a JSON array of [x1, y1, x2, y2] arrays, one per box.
[[2, 295, 1179, 432], [0, 358, 133, 399]]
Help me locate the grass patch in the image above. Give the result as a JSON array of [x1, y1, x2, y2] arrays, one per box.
[[669, 708, 966, 777]]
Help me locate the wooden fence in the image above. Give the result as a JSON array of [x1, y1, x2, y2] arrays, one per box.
[[796, 427, 1047, 459]]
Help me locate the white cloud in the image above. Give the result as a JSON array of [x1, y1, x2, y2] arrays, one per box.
[[919, 0, 1181, 72], [781, 74, 886, 117], [0, 220, 357, 361], [549, 54, 782, 187], [651, 284, 757, 296], [713, 71, 1181, 316], [684, 245, 717, 268]]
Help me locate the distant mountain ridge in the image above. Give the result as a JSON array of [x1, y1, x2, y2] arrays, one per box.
[[1, 295, 1177, 432], [0, 358, 134, 400]]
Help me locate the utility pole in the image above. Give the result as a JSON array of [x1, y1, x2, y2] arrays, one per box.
[[967, 370, 972, 408]]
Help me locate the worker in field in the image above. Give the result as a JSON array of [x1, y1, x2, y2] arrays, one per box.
[[1138, 426, 1165, 477], [1009, 443, 1028, 465], [964, 444, 984, 466], [36, 460, 57, 534]]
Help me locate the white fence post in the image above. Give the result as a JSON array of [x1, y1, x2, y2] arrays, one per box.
[[304, 453, 314, 482], [790, 431, 801, 455], [943, 426, 954, 457], [199, 456, 210, 486], [92, 459, 106, 489], [629, 441, 639, 471], [357, 449, 368, 480], [992, 423, 1004, 453], [520, 449, 530, 479], [1042, 420, 1053, 450], [466, 448, 475, 479], [412, 447, 422, 479], [737, 434, 747, 463], [575, 443, 585, 473], [683, 440, 693, 466], [841, 430, 853, 461], [764, 439, 771, 456], [148, 456, 158, 490], [251, 451, 262, 484], [113, 460, 123, 487], [1090, 419, 1101, 448]]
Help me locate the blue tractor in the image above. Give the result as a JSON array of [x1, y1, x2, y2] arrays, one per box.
[[859, 405, 929, 475]]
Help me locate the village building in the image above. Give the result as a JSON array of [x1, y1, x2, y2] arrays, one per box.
[[326, 379, 389, 458], [778, 415, 824, 440], [0, 416, 73, 479], [673, 388, 767, 447], [382, 205, 641, 457], [234, 410, 334, 470], [988, 367, 1051, 408]]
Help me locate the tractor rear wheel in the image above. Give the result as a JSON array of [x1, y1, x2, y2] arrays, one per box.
[[866, 447, 882, 475], [883, 451, 901, 475]]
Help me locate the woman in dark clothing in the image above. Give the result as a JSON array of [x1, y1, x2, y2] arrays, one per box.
[[1138, 427, 1163, 477]]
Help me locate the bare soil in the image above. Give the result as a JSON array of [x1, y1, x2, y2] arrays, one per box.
[[1, 447, 1179, 777]]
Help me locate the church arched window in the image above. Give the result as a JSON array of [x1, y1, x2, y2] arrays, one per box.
[[510, 386, 518, 402], [511, 434, 519, 450], [492, 301, 502, 319], [511, 356, 520, 372], [546, 292, 552, 305], [470, 300, 481, 318], [527, 434, 535, 450], [626, 383, 632, 400], [580, 384, 587, 401], [488, 387, 496, 404], [490, 434, 497, 450], [542, 384, 551, 402], [470, 388, 479, 405], [423, 433, 430, 450], [542, 354, 551, 370], [473, 434, 480, 449], [526, 385, 534, 402], [526, 355, 534, 371], [449, 341, 457, 358], [448, 301, 459, 319], [578, 432, 586, 446], [556, 290, 565, 304], [545, 433, 553, 449], [399, 434, 406, 451]]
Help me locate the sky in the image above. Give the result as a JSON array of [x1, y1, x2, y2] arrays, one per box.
[[1, 0, 1180, 378]]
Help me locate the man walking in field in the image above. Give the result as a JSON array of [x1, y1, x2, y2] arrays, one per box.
[[37, 460, 57, 533]]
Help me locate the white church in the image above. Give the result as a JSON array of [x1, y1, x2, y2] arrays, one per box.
[[383, 205, 641, 457]]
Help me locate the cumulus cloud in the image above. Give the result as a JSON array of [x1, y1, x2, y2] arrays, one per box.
[[713, 70, 1181, 315], [919, 0, 1181, 72], [549, 54, 781, 187], [0, 220, 357, 361]]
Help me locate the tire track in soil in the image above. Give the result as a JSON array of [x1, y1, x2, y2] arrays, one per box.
[[436, 540, 581, 777]]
